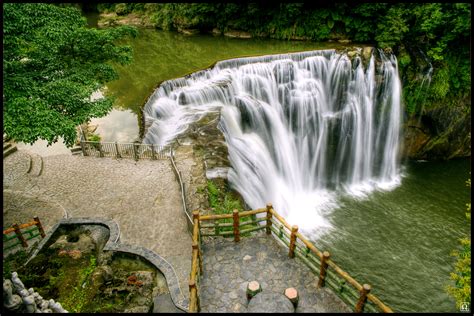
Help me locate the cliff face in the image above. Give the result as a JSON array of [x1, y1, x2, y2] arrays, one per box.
[[403, 99, 471, 160]]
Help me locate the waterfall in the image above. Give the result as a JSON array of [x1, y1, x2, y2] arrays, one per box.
[[143, 49, 403, 235]]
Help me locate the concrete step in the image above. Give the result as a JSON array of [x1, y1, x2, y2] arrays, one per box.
[[3, 134, 12, 142], [28, 153, 44, 176], [3, 145, 17, 158], [3, 142, 12, 150], [71, 147, 82, 153]]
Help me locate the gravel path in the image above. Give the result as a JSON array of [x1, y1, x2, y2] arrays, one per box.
[[3, 149, 192, 301]]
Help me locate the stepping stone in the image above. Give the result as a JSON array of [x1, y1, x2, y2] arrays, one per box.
[[246, 281, 262, 300], [284, 287, 299, 307]]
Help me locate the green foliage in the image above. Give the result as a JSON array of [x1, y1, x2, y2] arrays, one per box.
[[207, 179, 244, 214], [3, 3, 137, 147], [375, 5, 409, 48], [115, 3, 131, 16], [88, 133, 101, 142], [61, 255, 97, 312], [206, 179, 256, 236], [446, 176, 471, 310], [3, 249, 29, 279], [447, 238, 471, 310]]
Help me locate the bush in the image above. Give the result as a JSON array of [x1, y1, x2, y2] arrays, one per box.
[[115, 3, 131, 16]]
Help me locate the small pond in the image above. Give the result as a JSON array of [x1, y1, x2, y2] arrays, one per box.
[[16, 225, 169, 313]]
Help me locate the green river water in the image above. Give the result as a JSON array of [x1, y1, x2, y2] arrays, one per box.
[[93, 27, 470, 313]]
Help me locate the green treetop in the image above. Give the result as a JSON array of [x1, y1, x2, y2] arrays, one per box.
[[3, 3, 137, 147]]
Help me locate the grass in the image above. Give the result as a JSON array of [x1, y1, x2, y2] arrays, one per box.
[[206, 179, 257, 236], [3, 249, 30, 279]]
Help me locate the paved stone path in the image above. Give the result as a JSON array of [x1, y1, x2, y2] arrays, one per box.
[[200, 233, 351, 313], [3, 149, 192, 301]]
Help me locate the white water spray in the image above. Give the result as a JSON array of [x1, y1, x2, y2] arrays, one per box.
[[143, 49, 403, 235]]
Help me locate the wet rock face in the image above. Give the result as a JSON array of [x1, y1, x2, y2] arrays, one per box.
[[403, 102, 471, 160]]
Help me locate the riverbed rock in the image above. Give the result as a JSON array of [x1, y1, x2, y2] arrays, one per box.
[[179, 28, 200, 36], [362, 47, 373, 62], [338, 39, 352, 44], [211, 28, 222, 35], [224, 30, 252, 39]]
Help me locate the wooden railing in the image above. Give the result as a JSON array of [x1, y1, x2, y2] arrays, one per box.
[[189, 211, 203, 312], [80, 140, 171, 161], [3, 217, 46, 251], [190, 204, 394, 313]]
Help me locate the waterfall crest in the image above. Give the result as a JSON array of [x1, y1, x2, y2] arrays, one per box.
[[143, 49, 403, 235]]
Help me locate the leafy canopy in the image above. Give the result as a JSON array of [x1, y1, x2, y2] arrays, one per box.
[[3, 3, 137, 147]]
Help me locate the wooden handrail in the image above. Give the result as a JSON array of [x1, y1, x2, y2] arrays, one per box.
[[3, 217, 46, 250], [295, 232, 323, 258], [189, 211, 201, 313], [268, 207, 292, 230], [367, 293, 394, 313], [3, 220, 38, 235], [239, 208, 267, 217], [326, 259, 363, 292], [200, 213, 234, 221]]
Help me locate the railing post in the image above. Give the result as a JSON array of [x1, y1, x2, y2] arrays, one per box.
[[318, 251, 331, 288], [266, 203, 273, 235], [13, 223, 28, 248], [115, 142, 121, 158], [151, 144, 157, 160], [193, 210, 200, 238], [355, 284, 371, 313], [215, 221, 220, 236], [192, 242, 203, 275], [33, 216, 46, 238], [80, 140, 86, 156], [289, 225, 298, 258], [98, 142, 104, 157], [189, 279, 197, 313], [233, 209, 240, 242], [133, 143, 138, 161]]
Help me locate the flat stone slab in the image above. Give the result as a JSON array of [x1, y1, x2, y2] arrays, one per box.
[[247, 292, 294, 313]]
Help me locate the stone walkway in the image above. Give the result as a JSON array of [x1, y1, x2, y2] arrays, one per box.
[[3, 149, 192, 301], [200, 233, 351, 313]]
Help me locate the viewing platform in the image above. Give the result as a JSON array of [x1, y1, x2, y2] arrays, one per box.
[[199, 234, 351, 312]]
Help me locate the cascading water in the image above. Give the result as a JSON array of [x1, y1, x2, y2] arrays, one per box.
[[143, 49, 403, 236]]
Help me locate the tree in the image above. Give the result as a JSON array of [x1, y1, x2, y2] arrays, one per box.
[[3, 3, 137, 147]]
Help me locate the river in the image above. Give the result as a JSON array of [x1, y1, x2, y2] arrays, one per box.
[[91, 26, 469, 312]]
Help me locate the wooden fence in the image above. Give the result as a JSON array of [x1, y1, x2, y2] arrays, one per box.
[[3, 217, 46, 251], [189, 205, 394, 313], [80, 141, 171, 161], [189, 212, 203, 312]]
